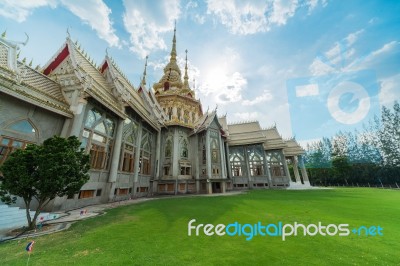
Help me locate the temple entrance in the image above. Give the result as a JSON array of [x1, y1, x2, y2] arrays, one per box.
[[212, 182, 221, 193]]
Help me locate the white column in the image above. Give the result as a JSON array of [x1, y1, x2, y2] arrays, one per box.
[[244, 147, 252, 183], [263, 150, 272, 189], [219, 135, 226, 179], [70, 98, 87, 137], [172, 128, 179, 177], [205, 131, 211, 179], [108, 118, 124, 200], [195, 134, 200, 193], [225, 143, 231, 179], [205, 131, 213, 194], [299, 155, 311, 186], [293, 156, 302, 183], [133, 122, 143, 195], [60, 118, 72, 137], [281, 152, 292, 185], [155, 130, 161, 180]]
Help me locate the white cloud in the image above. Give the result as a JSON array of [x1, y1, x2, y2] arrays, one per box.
[[369, 41, 399, 58], [309, 29, 365, 75], [233, 112, 260, 120], [198, 71, 247, 104], [242, 90, 273, 105], [0, 0, 120, 47], [379, 73, 400, 106], [61, 0, 120, 47], [123, 0, 181, 58], [345, 29, 364, 46], [195, 46, 247, 105], [206, 0, 326, 35], [206, 0, 270, 34], [295, 84, 319, 97], [269, 0, 299, 26], [306, 0, 327, 13], [0, 0, 57, 22]]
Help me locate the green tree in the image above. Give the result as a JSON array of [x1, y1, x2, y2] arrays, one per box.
[[0, 136, 90, 229]]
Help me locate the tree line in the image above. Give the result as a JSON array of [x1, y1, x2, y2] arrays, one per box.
[[304, 101, 400, 187]]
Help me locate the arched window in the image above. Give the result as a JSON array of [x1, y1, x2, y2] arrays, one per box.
[[177, 108, 181, 121], [181, 139, 188, 158], [266, 151, 285, 177], [165, 138, 172, 158], [8, 120, 36, 134], [1, 119, 39, 164], [120, 118, 138, 172], [248, 146, 265, 176], [230, 148, 245, 177], [82, 107, 115, 170], [140, 129, 153, 175], [211, 138, 219, 163]]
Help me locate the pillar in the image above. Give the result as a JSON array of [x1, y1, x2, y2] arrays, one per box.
[[244, 147, 252, 187], [133, 122, 143, 195], [299, 155, 310, 186], [263, 150, 273, 189], [70, 98, 87, 137], [60, 118, 72, 138], [206, 131, 212, 179], [108, 118, 124, 201], [195, 134, 200, 193], [155, 130, 161, 179], [293, 156, 302, 183], [218, 134, 226, 179], [281, 152, 292, 185], [172, 128, 179, 177], [225, 143, 231, 179]]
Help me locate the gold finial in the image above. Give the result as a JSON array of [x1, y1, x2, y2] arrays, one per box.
[[1, 30, 6, 38], [141, 55, 148, 87], [22, 57, 26, 64], [66, 27, 70, 38], [170, 21, 177, 61], [183, 49, 189, 89], [17, 51, 20, 59], [29, 59, 33, 67]]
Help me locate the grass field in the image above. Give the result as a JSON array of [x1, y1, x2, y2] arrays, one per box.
[[0, 188, 399, 265]]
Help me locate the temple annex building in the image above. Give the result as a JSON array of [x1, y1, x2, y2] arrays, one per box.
[[0, 29, 310, 212]]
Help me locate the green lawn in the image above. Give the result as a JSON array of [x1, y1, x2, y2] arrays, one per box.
[[0, 188, 399, 265]]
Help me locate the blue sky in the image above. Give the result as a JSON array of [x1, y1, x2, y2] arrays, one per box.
[[1, 0, 399, 143]]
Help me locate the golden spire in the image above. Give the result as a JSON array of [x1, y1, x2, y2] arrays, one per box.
[[183, 49, 189, 89], [141, 55, 148, 87], [170, 20, 177, 62]]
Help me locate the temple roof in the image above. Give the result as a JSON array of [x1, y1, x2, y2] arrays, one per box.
[[262, 127, 287, 150], [153, 25, 196, 100], [100, 55, 159, 129], [192, 110, 222, 134], [283, 138, 305, 156], [42, 37, 127, 118], [227, 122, 265, 145], [0, 35, 72, 117]]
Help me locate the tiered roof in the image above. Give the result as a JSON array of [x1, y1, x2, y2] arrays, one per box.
[[227, 121, 267, 146], [0, 34, 72, 117]]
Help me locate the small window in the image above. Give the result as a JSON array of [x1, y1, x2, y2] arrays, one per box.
[[118, 188, 128, 195], [79, 190, 95, 199], [96, 189, 102, 197], [8, 120, 36, 134]]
